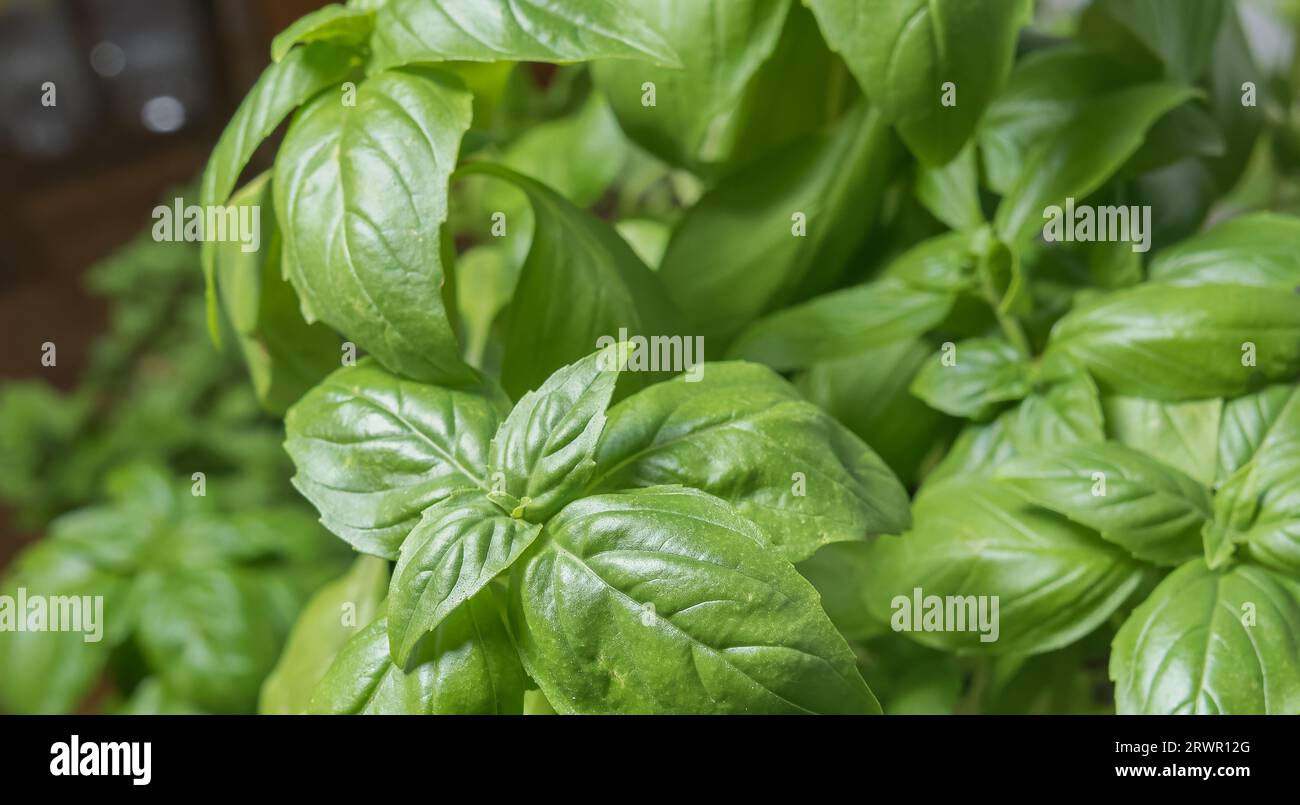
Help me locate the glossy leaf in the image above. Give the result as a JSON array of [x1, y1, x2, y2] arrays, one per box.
[[728, 278, 954, 372], [590, 362, 910, 561], [284, 360, 506, 559], [864, 478, 1145, 655], [270, 4, 374, 62], [1048, 283, 1300, 400], [488, 344, 629, 523], [310, 591, 525, 714], [200, 42, 360, 339], [457, 163, 677, 398], [510, 487, 880, 714], [910, 338, 1031, 420], [994, 83, 1198, 247], [1111, 560, 1300, 714], [275, 66, 476, 385], [1148, 213, 1300, 288], [369, 0, 681, 72], [658, 105, 895, 343], [807, 0, 1031, 165], [388, 491, 541, 665], [997, 441, 1211, 565], [259, 555, 389, 714], [1103, 396, 1222, 487], [591, 0, 789, 169]]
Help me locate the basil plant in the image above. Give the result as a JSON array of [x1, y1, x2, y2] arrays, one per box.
[[195, 0, 1300, 715]]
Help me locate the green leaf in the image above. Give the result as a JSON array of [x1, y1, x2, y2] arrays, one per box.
[[658, 104, 895, 343], [1048, 283, 1300, 400], [1148, 213, 1300, 288], [796, 541, 883, 643], [0, 540, 130, 714], [1217, 383, 1300, 480], [310, 591, 526, 714], [997, 441, 1211, 565], [590, 362, 910, 561], [728, 278, 954, 372], [591, 0, 789, 169], [388, 491, 541, 666], [1005, 353, 1105, 454], [259, 555, 389, 714], [274, 66, 475, 385], [994, 83, 1199, 247], [1216, 438, 1300, 574], [456, 162, 678, 398], [1111, 560, 1300, 714], [807, 0, 1031, 166], [214, 174, 340, 415], [864, 478, 1145, 654], [284, 360, 507, 559], [133, 567, 290, 712], [910, 338, 1031, 420], [510, 487, 880, 713], [200, 42, 360, 341], [915, 141, 984, 231], [1093, 0, 1224, 82], [978, 45, 1150, 195], [369, 0, 681, 72], [488, 344, 629, 523], [798, 338, 956, 486], [270, 4, 374, 63], [1103, 396, 1222, 487], [1207, 3, 1264, 189]]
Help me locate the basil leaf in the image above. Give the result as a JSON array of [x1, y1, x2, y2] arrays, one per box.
[[994, 83, 1199, 247], [915, 141, 984, 231], [457, 163, 677, 398], [590, 362, 910, 561], [259, 555, 389, 714], [728, 278, 954, 372], [1104, 395, 1223, 487], [388, 491, 541, 666], [807, 0, 1030, 166], [1006, 353, 1105, 454], [510, 487, 880, 714], [199, 42, 360, 340], [1148, 213, 1300, 288], [369, 0, 681, 72], [275, 66, 476, 385], [1217, 439, 1300, 574], [1217, 383, 1300, 479], [310, 591, 525, 714], [1093, 0, 1224, 83], [270, 4, 374, 63], [911, 337, 1031, 420], [1111, 560, 1300, 714], [285, 360, 506, 559], [997, 441, 1211, 565], [591, 0, 789, 169], [864, 478, 1145, 654], [658, 105, 895, 343], [978, 45, 1149, 195], [721, 2, 854, 168], [488, 344, 629, 522], [0, 540, 130, 713], [133, 567, 290, 712], [1207, 3, 1264, 189], [799, 339, 956, 486], [1048, 283, 1300, 399], [214, 174, 340, 415], [796, 541, 883, 643]]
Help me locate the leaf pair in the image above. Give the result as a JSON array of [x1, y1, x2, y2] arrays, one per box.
[[286, 346, 910, 712]]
